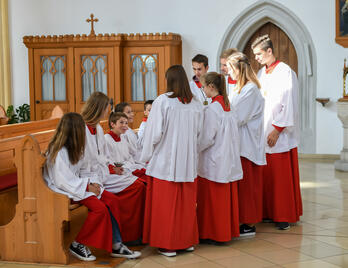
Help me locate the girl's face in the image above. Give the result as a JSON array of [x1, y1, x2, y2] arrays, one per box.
[[123, 105, 134, 123], [227, 63, 240, 81], [111, 117, 129, 135], [202, 83, 218, 98]]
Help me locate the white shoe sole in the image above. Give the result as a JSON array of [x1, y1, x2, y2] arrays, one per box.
[[185, 246, 194, 252], [111, 251, 141, 259], [69, 249, 96, 261], [158, 250, 177, 257], [239, 232, 256, 237]]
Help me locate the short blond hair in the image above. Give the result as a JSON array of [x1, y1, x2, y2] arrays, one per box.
[[251, 34, 274, 52], [220, 48, 238, 59]]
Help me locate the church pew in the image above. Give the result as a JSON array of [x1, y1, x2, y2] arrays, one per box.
[[0, 134, 88, 264]]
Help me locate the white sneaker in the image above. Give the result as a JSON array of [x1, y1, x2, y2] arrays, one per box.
[[185, 246, 194, 252], [69, 241, 96, 261], [111, 243, 141, 259], [158, 249, 177, 257]]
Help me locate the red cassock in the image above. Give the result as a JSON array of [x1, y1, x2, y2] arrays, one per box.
[[263, 148, 303, 222], [76, 190, 122, 252], [142, 177, 199, 250], [197, 177, 239, 241], [238, 157, 264, 224]]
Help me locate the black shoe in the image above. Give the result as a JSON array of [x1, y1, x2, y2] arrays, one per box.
[[262, 218, 274, 223], [239, 224, 256, 237], [111, 243, 141, 259], [199, 238, 225, 246], [69, 241, 96, 261], [276, 222, 290, 230]]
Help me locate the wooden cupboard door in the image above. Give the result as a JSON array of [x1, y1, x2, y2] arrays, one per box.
[[33, 49, 73, 120], [74, 47, 115, 113], [123, 47, 165, 128], [243, 22, 298, 75]]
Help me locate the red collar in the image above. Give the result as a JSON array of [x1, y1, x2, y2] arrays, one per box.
[[193, 76, 202, 88], [177, 97, 191, 104], [108, 131, 121, 142], [86, 124, 97, 135], [142, 117, 148, 122], [228, 76, 237, 84], [265, 60, 280, 74], [212, 95, 230, 111]]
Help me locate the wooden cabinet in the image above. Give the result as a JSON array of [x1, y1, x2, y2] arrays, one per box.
[[24, 33, 182, 126]]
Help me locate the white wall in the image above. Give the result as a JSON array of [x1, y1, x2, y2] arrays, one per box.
[[7, 0, 344, 154]]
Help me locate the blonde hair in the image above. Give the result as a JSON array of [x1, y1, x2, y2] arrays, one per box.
[[251, 34, 274, 53], [46, 113, 86, 165], [200, 72, 229, 108], [220, 48, 239, 59], [226, 52, 261, 93], [81, 92, 110, 125]]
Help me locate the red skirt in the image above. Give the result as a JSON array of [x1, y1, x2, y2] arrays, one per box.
[[115, 179, 146, 242], [142, 177, 199, 250], [197, 177, 239, 242], [238, 157, 263, 224], [263, 148, 303, 222]]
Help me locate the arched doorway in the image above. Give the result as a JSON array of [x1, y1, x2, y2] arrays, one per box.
[[243, 22, 298, 76], [217, 0, 317, 154]]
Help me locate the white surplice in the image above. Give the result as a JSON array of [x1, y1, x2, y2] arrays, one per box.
[[84, 124, 137, 193], [104, 132, 145, 172], [225, 75, 237, 101], [43, 147, 104, 201], [140, 92, 204, 182], [121, 128, 142, 162], [137, 121, 146, 140], [189, 80, 212, 105], [257, 62, 300, 154], [230, 82, 266, 165], [198, 101, 243, 183]]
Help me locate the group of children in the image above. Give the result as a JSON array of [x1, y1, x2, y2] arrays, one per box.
[[43, 34, 303, 261]]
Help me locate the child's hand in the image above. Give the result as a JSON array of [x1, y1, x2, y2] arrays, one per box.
[[113, 166, 124, 175], [88, 183, 101, 196]]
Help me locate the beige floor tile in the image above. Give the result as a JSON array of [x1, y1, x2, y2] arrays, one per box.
[[118, 258, 166, 268], [149, 252, 206, 267], [172, 261, 223, 268], [193, 244, 245, 260], [282, 259, 341, 268], [257, 233, 316, 248], [303, 218, 348, 229], [309, 235, 348, 250], [214, 254, 274, 268], [321, 254, 348, 267], [250, 248, 313, 265], [0, 264, 51, 268], [229, 239, 284, 254], [292, 240, 348, 258]]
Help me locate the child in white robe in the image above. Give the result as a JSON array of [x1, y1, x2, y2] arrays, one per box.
[[140, 65, 203, 257], [81, 92, 146, 243], [137, 100, 153, 141], [43, 112, 140, 261], [227, 52, 266, 236], [197, 72, 243, 243]]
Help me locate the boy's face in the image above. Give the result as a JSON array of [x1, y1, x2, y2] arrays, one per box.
[[123, 105, 134, 123], [111, 117, 128, 135], [253, 46, 273, 65], [220, 58, 228, 75], [192, 62, 208, 79], [144, 104, 152, 117]]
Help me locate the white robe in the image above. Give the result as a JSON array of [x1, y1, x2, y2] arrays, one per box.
[[198, 101, 243, 183], [84, 124, 137, 193], [257, 62, 300, 154], [226, 76, 238, 103], [122, 128, 142, 162], [230, 82, 266, 165], [43, 147, 104, 201], [104, 132, 145, 172], [189, 80, 212, 105], [140, 92, 204, 182], [137, 121, 146, 140]]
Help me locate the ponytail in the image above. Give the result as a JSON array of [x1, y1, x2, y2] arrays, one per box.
[[201, 72, 230, 108]]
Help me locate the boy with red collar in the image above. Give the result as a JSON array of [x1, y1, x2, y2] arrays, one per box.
[[189, 54, 211, 105], [137, 100, 153, 141]]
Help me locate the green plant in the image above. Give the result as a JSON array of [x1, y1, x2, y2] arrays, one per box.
[[6, 104, 30, 124], [16, 104, 30, 122], [6, 105, 19, 124]]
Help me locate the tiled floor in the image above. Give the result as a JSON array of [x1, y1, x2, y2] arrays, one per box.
[[1, 158, 348, 267]]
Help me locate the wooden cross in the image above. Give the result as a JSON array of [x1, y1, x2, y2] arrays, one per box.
[[86, 14, 98, 36]]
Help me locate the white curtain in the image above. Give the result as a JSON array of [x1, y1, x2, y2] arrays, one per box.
[[82, 55, 107, 101], [131, 56, 144, 101], [145, 55, 157, 100]]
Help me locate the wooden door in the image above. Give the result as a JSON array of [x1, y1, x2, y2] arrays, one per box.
[[123, 47, 165, 128], [74, 47, 115, 113], [33, 49, 73, 120], [243, 22, 298, 75]]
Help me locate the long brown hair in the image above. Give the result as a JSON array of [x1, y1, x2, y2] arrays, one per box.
[[200, 72, 229, 108], [46, 112, 86, 165], [166, 65, 193, 104], [226, 52, 261, 93], [81, 92, 110, 125]]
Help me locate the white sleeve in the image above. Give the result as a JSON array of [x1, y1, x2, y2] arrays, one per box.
[[140, 97, 164, 163], [234, 88, 262, 126], [137, 122, 146, 139], [198, 107, 218, 152], [272, 70, 298, 128]]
